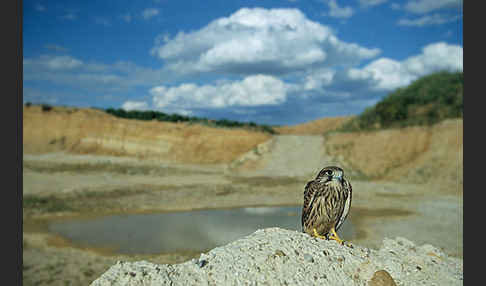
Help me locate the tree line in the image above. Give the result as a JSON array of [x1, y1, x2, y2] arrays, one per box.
[[104, 108, 277, 134]]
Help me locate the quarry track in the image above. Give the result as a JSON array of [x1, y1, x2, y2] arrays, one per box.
[[238, 135, 334, 178]]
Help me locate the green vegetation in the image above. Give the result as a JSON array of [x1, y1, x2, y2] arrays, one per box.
[[339, 71, 463, 131], [23, 195, 73, 213], [41, 103, 53, 112], [104, 108, 277, 134]]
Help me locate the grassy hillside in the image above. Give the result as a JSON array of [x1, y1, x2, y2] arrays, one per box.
[[340, 71, 463, 131]]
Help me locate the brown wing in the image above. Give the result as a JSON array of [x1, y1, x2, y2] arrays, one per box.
[[335, 178, 352, 232], [301, 180, 319, 231]]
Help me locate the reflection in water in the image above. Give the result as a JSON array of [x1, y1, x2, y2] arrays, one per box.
[[48, 206, 354, 254]]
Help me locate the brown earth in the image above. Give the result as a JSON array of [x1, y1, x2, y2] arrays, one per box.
[[274, 115, 353, 135], [22, 106, 463, 286], [324, 118, 463, 193], [23, 105, 271, 164]]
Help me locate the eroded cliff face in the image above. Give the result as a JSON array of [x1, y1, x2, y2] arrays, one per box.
[[23, 106, 272, 164], [324, 118, 463, 192]]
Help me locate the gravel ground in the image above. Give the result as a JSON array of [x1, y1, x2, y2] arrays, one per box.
[[91, 227, 463, 286]]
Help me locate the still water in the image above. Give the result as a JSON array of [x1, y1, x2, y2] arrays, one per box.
[[48, 206, 354, 254]]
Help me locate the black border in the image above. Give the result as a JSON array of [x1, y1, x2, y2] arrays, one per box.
[[462, 0, 468, 281], [2, 0, 23, 284]]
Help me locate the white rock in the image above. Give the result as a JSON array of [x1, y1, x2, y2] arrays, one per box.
[[91, 227, 463, 286]]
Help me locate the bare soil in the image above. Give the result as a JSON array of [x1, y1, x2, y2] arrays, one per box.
[[274, 116, 353, 135]]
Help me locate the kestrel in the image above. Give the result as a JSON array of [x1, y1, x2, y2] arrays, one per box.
[[301, 166, 352, 245]]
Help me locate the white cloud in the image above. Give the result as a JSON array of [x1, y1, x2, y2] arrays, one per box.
[[359, 0, 388, 7], [398, 13, 459, 26], [348, 42, 462, 90], [24, 55, 83, 70], [404, 0, 462, 14], [302, 69, 335, 91], [151, 8, 380, 75], [326, 0, 354, 18], [150, 75, 288, 110], [142, 8, 159, 20], [121, 101, 149, 111]]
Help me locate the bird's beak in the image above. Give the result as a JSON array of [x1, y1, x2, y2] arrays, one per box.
[[332, 174, 343, 182]]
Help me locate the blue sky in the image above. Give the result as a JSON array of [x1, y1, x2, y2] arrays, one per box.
[[23, 0, 463, 125]]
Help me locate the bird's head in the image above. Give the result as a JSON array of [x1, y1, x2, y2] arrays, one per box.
[[316, 166, 344, 183]]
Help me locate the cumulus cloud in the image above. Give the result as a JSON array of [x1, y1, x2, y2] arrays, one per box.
[[142, 8, 159, 20], [150, 75, 288, 110], [403, 0, 462, 14], [302, 69, 335, 91], [348, 42, 462, 90], [121, 101, 149, 111], [151, 8, 380, 75], [326, 0, 354, 19]]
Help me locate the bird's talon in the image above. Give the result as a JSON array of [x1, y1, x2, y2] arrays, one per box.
[[328, 227, 345, 245], [312, 228, 327, 240]]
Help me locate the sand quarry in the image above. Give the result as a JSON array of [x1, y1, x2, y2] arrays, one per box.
[[22, 106, 462, 286]]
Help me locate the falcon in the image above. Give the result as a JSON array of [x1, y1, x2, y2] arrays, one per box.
[[301, 166, 352, 245]]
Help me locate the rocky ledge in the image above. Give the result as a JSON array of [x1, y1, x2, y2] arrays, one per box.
[[90, 227, 463, 285]]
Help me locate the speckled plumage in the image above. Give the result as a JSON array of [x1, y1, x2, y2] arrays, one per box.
[[301, 166, 352, 240]]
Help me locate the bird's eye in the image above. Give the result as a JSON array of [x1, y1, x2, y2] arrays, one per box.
[[325, 170, 333, 176]]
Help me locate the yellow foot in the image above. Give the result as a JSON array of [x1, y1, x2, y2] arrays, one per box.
[[313, 228, 327, 240], [328, 227, 345, 245]]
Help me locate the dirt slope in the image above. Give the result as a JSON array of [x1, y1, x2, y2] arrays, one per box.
[[23, 106, 271, 164], [274, 116, 353, 135], [324, 118, 463, 192]]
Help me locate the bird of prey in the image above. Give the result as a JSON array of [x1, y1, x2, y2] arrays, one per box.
[[301, 166, 352, 245]]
